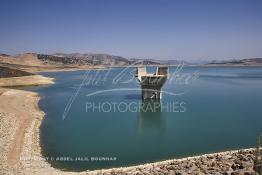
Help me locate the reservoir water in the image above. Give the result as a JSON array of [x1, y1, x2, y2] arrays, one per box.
[[28, 66, 262, 171]]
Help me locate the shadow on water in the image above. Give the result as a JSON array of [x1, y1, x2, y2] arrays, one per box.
[[125, 94, 141, 100], [137, 99, 165, 135]]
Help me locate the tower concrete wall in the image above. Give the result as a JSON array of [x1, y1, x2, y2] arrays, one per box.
[[135, 66, 168, 100]]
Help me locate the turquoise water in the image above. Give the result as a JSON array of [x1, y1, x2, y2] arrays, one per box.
[[28, 66, 262, 171]]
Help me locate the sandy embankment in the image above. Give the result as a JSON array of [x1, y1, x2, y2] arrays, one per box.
[[0, 88, 52, 174], [0, 75, 54, 87]]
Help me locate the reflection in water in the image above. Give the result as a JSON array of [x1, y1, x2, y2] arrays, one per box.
[[137, 99, 165, 134], [35, 67, 262, 171]]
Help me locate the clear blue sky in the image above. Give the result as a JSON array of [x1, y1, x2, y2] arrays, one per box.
[[0, 0, 262, 61]]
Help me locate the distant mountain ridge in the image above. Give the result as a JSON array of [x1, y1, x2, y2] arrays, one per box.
[[207, 58, 262, 66], [0, 52, 192, 67], [48, 53, 131, 66], [1, 52, 262, 67], [37, 53, 170, 66], [0, 52, 177, 72]]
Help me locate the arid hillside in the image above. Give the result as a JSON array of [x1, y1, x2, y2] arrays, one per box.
[[0, 65, 54, 87], [0, 53, 96, 72], [0, 53, 165, 73], [0, 66, 33, 78]]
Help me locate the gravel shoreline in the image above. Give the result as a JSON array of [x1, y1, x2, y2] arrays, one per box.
[[0, 88, 260, 175]]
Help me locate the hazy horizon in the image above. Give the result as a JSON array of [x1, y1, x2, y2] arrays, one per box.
[[1, 0, 262, 61]]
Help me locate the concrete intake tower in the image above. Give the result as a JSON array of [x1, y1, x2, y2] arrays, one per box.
[[135, 66, 168, 100]]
